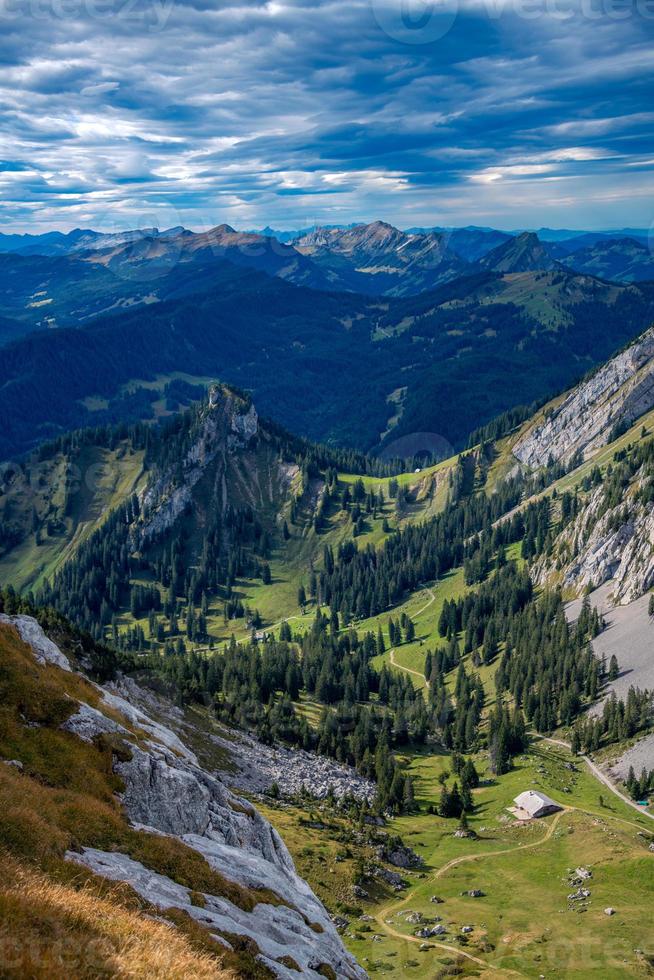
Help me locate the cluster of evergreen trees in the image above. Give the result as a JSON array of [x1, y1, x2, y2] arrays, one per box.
[[493, 592, 603, 732], [138, 613, 428, 813], [625, 765, 653, 801], [439, 563, 533, 664], [571, 687, 653, 753], [35, 490, 271, 645], [466, 403, 540, 448], [18, 389, 435, 647], [487, 702, 529, 775], [438, 754, 481, 817], [317, 475, 530, 623]]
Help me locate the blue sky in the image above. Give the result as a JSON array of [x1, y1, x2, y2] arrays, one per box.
[[1, 0, 653, 232]]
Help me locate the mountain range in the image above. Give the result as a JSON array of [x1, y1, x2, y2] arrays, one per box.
[[1, 216, 654, 464], [2, 221, 652, 315], [1, 253, 653, 460]]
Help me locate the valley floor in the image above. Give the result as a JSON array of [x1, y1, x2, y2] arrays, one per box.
[[261, 739, 654, 979]]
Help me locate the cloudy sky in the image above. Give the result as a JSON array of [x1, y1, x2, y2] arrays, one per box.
[[1, 0, 653, 232]]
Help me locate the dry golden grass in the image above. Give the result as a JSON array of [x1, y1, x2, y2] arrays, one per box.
[[0, 854, 234, 980], [0, 624, 285, 911], [0, 621, 286, 978]]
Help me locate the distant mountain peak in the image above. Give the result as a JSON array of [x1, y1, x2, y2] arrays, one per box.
[[515, 230, 540, 245], [479, 230, 559, 273], [365, 219, 396, 231]]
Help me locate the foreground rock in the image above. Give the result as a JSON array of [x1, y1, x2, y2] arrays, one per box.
[[3, 615, 366, 980]]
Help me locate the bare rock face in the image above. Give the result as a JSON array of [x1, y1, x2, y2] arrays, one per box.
[[0, 614, 71, 671], [72, 706, 367, 978], [513, 326, 654, 469], [116, 745, 214, 836], [67, 846, 359, 979], [136, 388, 260, 543], [61, 701, 126, 741], [11, 626, 367, 980], [534, 482, 654, 604], [231, 402, 258, 444]]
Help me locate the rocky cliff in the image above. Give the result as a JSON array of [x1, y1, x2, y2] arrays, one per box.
[[513, 326, 654, 469], [534, 482, 654, 605], [0, 614, 366, 980], [137, 385, 262, 543]]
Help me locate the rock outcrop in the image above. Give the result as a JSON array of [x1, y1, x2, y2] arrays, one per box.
[[513, 326, 654, 469], [534, 483, 654, 604], [3, 614, 367, 980], [0, 614, 72, 671], [137, 387, 260, 543]]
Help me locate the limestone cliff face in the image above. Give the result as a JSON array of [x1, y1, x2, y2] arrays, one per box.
[[534, 483, 654, 605], [5, 614, 367, 980], [137, 387, 261, 544], [513, 326, 654, 469]]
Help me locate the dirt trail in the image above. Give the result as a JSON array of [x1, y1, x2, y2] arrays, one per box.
[[387, 585, 436, 688], [374, 810, 565, 973], [389, 649, 427, 685], [386, 591, 654, 824], [536, 734, 654, 823]]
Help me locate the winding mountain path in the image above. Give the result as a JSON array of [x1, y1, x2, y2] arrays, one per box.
[[385, 584, 653, 823], [389, 648, 428, 686], [387, 585, 436, 688], [374, 809, 566, 972]]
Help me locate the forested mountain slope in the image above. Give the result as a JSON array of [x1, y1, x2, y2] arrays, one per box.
[[561, 237, 654, 283], [2, 353, 654, 977], [476, 231, 560, 273], [2, 258, 654, 459]]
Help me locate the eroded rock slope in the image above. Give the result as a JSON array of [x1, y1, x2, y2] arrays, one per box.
[[513, 326, 654, 469], [1, 613, 366, 980]]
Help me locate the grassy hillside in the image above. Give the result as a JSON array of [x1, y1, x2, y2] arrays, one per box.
[[256, 732, 654, 978], [0, 619, 268, 979], [3, 359, 654, 977], [0, 441, 147, 592]]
